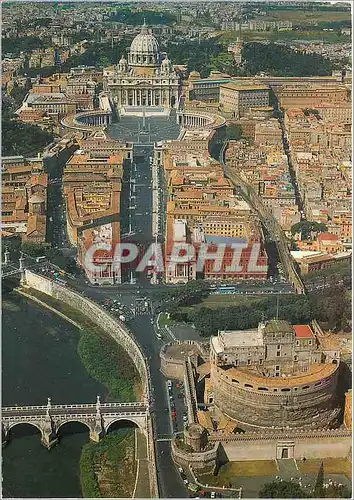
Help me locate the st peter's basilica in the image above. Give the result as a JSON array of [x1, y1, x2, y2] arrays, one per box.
[[103, 21, 181, 112]]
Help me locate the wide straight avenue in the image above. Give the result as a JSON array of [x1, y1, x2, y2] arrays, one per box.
[[126, 145, 189, 498]]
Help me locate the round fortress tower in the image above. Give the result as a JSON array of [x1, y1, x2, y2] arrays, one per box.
[[209, 320, 341, 429]]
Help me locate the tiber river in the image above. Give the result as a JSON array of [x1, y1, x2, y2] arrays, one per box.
[[2, 290, 107, 498]]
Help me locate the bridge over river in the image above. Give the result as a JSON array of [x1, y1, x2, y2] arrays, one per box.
[[2, 397, 148, 449]]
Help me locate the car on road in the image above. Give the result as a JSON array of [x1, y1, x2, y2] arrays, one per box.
[[178, 469, 188, 482], [210, 492, 216, 499]]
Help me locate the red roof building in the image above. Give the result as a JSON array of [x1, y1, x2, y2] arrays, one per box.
[[293, 325, 314, 339]]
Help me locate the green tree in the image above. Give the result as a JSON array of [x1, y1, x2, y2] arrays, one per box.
[[291, 221, 328, 240], [225, 123, 242, 140], [309, 285, 351, 332], [314, 461, 325, 498], [2, 36, 45, 56], [110, 8, 177, 26], [21, 242, 48, 257], [210, 53, 237, 76], [2, 104, 54, 157], [45, 249, 78, 275], [77, 330, 139, 401], [2, 236, 21, 259], [240, 42, 334, 77], [324, 484, 352, 498], [259, 480, 310, 498]]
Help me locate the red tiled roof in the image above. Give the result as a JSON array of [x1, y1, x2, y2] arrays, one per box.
[[317, 232, 338, 242], [293, 325, 314, 339]]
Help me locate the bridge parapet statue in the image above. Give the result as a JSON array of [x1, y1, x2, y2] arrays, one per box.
[[2, 398, 148, 449]]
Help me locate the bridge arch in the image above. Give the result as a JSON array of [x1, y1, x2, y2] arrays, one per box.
[[56, 419, 94, 434], [104, 417, 144, 434], [7, 421, 43, 435]]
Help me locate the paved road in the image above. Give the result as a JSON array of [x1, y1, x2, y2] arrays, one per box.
[[124, 146, 189, 497], [123, 146, 189, 497]]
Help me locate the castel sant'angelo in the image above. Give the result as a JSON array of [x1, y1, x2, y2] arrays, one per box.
[[207, 319, 341, 430], [162, 318, 351, 468]]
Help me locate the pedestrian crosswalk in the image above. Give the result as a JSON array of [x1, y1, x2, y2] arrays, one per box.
[[134, 298, 151, 315]]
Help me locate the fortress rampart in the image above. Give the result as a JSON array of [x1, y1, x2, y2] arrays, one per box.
[[213, 428, 352, 462], [160, 340, 208, 379], [171, 439, 219, 473], [211, 362, 340, 429]]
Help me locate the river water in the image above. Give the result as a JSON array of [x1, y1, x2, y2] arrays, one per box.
[[2, 290, 107, 498]]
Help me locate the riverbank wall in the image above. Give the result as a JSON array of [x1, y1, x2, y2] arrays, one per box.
[[23, 270, 159, 498], [17, 288, 83, 330]]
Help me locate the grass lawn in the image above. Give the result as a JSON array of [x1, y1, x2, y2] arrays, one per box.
[[260, 10, 350, 23], [159, 312, 172, 327], [272, 30, 350, 43], [219, 29, 350, 45], [201, 461, 278, 487], [81, 430, 137, 498], [298, 458, 352, 480], [181, 294, 265, 312], [220, 460, 278, 477]]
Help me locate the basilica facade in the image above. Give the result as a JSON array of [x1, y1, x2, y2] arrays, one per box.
[[103, 21, 180, 111]]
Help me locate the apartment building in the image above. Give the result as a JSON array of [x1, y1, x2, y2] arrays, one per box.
[[315, 103, 352, 124], [165, 219, 197, 284], [225, 139, 297, 221], [63, 150, 126, 284], [292, 250, 351, 275], [24, 92, 77, 118], [164, 220, 267, 283], [188, 73, 233, 103], [285, 105, 352, 249], [2, 156, 47, 244], [162, 132, 268, 282], [254, 119, 282, 147]]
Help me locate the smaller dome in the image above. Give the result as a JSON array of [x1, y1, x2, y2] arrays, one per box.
[[189, 70, 201, 79]]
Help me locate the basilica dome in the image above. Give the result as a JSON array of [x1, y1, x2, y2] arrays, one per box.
[[128, 21, 160, 67]]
